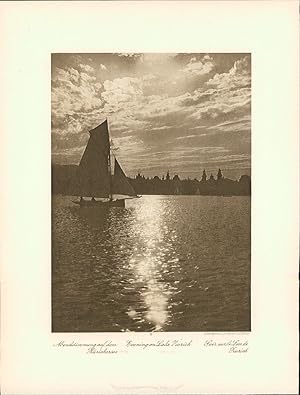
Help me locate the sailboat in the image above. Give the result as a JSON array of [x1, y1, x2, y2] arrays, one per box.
[[72, 119, 137, 208]]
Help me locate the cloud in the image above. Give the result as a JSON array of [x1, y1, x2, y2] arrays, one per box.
[[180, 55, 215, 77], [140, 53, 178, 64], [51, 53, 251, 178], [103, 77, 143, 99], [179, 88, 218, 106], [175, 134, 206, 140], [110, 117, 150, 134], [208, 116, 250, 133], [206, 56, 250, 90], [150, 125, 173, 131], [180, 56, 251, 124], [101, 77, 144, 116], [79, 63, 94, 73], [52, 65, 103, 135], [117, 53, 141, 58], [207, 153, 250, 163]]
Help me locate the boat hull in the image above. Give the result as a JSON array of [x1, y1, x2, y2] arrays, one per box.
[[72, 199, 125, 208]]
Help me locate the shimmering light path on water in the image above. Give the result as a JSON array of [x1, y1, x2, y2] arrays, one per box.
[[52, 195, 250, 332]]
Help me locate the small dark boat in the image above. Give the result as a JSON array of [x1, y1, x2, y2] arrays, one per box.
[[72, 119, 138, 208]]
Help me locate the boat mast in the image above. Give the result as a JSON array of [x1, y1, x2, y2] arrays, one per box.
[[107, 118, 113, 201]]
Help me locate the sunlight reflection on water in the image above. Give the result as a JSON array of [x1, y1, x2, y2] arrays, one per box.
[[52, 195, 250, 332], [128, 197, 172, 330]]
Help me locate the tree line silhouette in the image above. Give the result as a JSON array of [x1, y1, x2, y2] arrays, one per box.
[[52, 165, 251, 196], [130, 169, 250, 196]]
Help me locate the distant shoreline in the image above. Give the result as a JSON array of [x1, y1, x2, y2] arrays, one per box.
[[52, 193, 250, 197], [52, 164, 251, 197]]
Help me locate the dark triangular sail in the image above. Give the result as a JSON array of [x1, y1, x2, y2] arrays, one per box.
[[112, 158, 136, 196], [78, 120, 111, 197]]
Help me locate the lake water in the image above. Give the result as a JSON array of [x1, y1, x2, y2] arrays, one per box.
[[52, 195, 250, 332]]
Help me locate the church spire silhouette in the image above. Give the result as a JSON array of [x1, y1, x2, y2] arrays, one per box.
[[217, 168, 223, 180]]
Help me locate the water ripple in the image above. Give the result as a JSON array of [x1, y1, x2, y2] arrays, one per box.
[[52, 195, 250, 332]]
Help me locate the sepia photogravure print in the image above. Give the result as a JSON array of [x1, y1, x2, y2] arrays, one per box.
[[51, 53, 251, 332]]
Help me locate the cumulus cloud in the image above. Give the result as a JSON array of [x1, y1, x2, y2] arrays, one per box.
[[52, 65, 103, 136], [206, 56, 250, 90], [180, 55, 215, 77], [103, 77, 143, 103], [79, 63, 94, 73], [51, 53, 251, 178], [117, 53, 141, 58], [180, 56, 251, 126]]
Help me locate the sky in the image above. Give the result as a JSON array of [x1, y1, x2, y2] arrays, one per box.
[[51, 53, 251, 180]]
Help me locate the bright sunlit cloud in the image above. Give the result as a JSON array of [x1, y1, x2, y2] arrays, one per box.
[[51, 53, 251, 179]]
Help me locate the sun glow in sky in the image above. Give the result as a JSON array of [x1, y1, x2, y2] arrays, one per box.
[[51, 53, 251, 179]]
